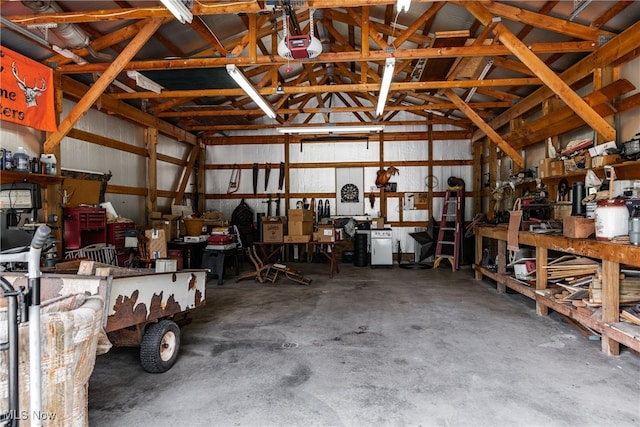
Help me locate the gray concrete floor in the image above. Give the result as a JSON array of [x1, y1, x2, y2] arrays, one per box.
[[88, 263, 640, 426]]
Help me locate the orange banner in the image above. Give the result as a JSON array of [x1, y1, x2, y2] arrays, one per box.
[[0, 47, 57, 132]]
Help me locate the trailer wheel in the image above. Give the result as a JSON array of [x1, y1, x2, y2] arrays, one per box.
[[140, 320, 180, 373]]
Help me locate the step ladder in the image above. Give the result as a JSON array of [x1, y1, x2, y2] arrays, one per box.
[[434, 186, 463, 271]]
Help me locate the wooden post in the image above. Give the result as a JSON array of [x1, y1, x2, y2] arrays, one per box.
[[427, 114, 434, 219], [601, 260, 620, 355], [146, 127, 158, 225], [197, 138, 206, 213], [379, 130, 386, 218], [475, 232, 483, 280], [496, 240, 507, 293], [472, 136, 483, 215], [536, 246, 549, 316]]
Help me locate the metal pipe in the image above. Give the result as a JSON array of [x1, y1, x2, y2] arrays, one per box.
[[26, 225, 49, 427]]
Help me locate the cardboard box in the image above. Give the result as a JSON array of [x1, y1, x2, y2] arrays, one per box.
[[171, 204, 193, 217], [284, 234, 311, 243], [263, 222, 284, 242], [588, 140, 617, 157], [155, 258, 177, 273], [288, 220, 313, 236], [538, 158, 554, 178], [288, 209, 313, 222], [550, 160, 565, 176], [145, 228, 167, 259], [371, 218, 385, 229], [317, 225, 335, 242], [591, 154, 620, 168], [563, 217, 595, 239], [151, 216, 180, 241]]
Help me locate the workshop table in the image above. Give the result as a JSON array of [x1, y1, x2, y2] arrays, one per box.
[[167, 240, 207, 269], [253, 241, 339, 278], [201, 243, 239, 285]]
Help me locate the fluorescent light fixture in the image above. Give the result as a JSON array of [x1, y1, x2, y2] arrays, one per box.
[[160, 0, 193, 24], [52, 45, 88, 65], [569, 0, 591, 21], [397, 0, 411, 13], [277, 125, 384, 135], [376, 57, 396, 117], [126, 70, 164, 93], [226, 64, 277, 119], [464, 58, 494, 102]]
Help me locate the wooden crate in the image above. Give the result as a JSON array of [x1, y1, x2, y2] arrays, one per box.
[[563, 217, 595, 239]]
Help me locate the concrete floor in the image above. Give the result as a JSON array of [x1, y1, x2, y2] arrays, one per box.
[[88, 263, 640, 426]]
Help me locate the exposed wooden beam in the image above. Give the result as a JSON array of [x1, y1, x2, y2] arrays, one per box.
[[6, 1, 263, 25], [482, 1, 614, 40], [463, 1, 616, 143], [472, 17, 640, 142], [44, 18, 164, 153], [444, 88, 523, 167], [174, 145, 200, 205], [57, 41, 597, 73]]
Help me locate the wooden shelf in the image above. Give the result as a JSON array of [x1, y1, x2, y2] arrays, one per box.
[[475, 225, 640, 356], [1, 170, 64, 185], [541, 159, 640, 185]]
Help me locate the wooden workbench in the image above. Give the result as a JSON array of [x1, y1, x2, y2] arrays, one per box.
[[474, 224, 640, 356]]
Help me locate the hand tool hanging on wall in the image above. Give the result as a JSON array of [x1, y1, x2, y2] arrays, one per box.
[[264, 163, 271, 191], [227, 164, 241, 194], [317, 199, 324, 219], [278, 162, 285, 190], [252, 163, 259, 195], [275, 193, 281, 217], [263, 194, 273, 216], [324, 199, 330, 218]]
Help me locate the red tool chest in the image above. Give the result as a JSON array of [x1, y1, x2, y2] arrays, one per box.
[[63, 207, 107, 250]]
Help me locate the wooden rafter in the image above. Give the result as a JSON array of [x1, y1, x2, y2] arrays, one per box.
[[472, 17, 640, 141], [463, 1, 616, 142], [443, 88, 523, 167], [44, 18, 165, 153]]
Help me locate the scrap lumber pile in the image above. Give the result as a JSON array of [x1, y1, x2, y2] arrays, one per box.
[[544, 256, 599, 306], [590, 274, 640, 305]]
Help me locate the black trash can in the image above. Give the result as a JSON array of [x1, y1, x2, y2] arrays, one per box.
[[354, 232, 369, 267]]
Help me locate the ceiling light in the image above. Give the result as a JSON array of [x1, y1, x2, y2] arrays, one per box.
[[160, 0, 193, 24], [126, 71, 164, 93], [376, 57, 396, 117], [277, 125, 384, 135], [397, 0, 411, 13], [569, 0, 591, 21], [226, 64, 277, 119]]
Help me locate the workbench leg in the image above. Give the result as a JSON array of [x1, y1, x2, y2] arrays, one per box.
[[496, 240, 506, 293], [601, 260, 620, 356], [475, 233, 483, 280], [536, 246, 549, 316]]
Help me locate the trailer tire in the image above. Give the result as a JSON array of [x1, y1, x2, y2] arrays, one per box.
[[140, 320, 180, 373]]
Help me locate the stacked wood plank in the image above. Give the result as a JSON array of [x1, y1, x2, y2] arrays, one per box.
[[544, 256, 599, 280], [590, 275, 640, 305], [541, 256, 599, 307]]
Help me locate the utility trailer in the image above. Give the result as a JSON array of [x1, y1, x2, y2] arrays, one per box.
[[3, 265, 207, 373]]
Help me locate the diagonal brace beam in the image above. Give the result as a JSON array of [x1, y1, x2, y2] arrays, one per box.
[[461, 1, 615, 142], [44, 18, 164, 153], [444, 88, 523, 167]]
